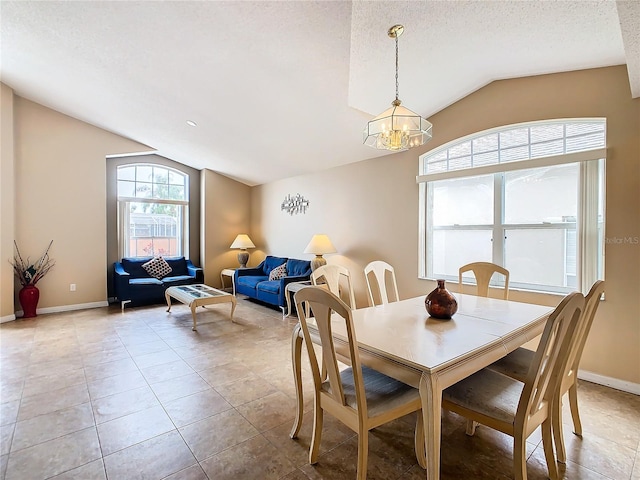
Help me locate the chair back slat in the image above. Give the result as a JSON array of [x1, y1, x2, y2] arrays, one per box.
[[364, 260, 399, 306], [295, 286, 367, 413], [311, 264, 356, 309], [517, 292, 584, 422], [458, 262, 510, 299], [568, 280, 605, 374]]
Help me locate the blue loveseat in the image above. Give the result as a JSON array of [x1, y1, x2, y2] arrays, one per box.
[[235, 255, 312, 310], [114, 256, 203, 309]]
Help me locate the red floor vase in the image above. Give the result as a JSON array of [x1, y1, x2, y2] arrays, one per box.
[[425, 279, 458, 319], [19, 284, 39, 318]]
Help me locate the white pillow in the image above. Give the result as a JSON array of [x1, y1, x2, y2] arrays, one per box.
[[268, 263, 287, 281], [142, 257, 173, 279]]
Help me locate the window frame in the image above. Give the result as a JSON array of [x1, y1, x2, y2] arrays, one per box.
[[418, 119, 606, 295], [116, 164, 190, 259]]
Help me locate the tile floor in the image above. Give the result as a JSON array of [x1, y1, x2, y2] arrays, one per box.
[[0, 297, 638, 480]]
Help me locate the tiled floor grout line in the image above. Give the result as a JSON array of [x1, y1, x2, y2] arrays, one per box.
[[107, 313, 286, 478], [2, 303, 639, 480]]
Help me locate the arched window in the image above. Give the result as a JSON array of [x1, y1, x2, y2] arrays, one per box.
[[117, 164, 189, 258], [417, 119, 605, 294]]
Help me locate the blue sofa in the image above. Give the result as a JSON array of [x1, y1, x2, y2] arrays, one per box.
[[114, 256, 203, 309], [235, 255, 312, 310]]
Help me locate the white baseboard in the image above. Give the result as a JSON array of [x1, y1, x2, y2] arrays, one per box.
[[0, 314, 17, 324], [12, 301, 109, 319], [578, 369, 640, 395]]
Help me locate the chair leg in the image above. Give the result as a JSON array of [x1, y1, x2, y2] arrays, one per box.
[[290, 324, 304, 439], [309, 402, 323, 464], [568, 382, 582, 436], [513, 432, 528, 480], [465, 420, 478, 436], [414, 412, 426, 469], [357, 430, 369, 480], [541, 418, 559, 480], [552, 395, 567, 464]]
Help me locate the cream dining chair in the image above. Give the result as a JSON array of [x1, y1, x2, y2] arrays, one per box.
[[294, 286, 425, 479], [311, 264, 356, 309], [294, 264, 358, 439], [364, 260, 399, 306], [442, 291, 585, 480], [487, 280, 605, 463], [457, 263, 508, 439], [458, 261, 510, 299]]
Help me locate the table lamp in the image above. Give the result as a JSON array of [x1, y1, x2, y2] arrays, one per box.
[[230, 234, 255, 268], [304, 234, 337, 271]]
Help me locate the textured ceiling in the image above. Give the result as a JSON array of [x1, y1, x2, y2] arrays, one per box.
[[1, 1, 637, 186]]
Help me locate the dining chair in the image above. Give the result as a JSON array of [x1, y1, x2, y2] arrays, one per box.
[[487, 280, 605, 463], [294, 286, 425, 479], [311, 264, 357, 309], [442, 291, 585, 480], [364, 260, 399, 306], [458, 261, 510, 299]]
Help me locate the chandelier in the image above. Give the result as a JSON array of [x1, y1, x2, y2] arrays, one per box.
[[363, 25, 432, 151]]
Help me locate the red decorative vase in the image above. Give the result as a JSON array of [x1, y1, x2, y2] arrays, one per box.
[[19, 284, 39, 318], [425, 279, 458, 319]]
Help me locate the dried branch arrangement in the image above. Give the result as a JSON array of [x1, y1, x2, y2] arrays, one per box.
[[10, 240, 55, 286]]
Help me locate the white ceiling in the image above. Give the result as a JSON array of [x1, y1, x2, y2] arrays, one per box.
[[1, 1, 638, 186]]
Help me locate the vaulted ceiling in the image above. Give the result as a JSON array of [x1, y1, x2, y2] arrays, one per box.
[[2, 1, 638, 186]]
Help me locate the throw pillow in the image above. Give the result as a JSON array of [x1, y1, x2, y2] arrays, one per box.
[[142, 256, 173, 279], [268, 263, 287, 281]]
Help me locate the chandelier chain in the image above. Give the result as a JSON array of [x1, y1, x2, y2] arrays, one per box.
[[395, 33, 399, 101]]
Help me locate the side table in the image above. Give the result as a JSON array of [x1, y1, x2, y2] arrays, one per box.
[[220, 268, 237, 295], [283, 280, 311, 318]]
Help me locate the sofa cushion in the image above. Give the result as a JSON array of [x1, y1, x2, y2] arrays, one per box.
[[256, 280, 281, 295], [237, 275, 268, 289], [142, 256, 173, 279], [129, 277, 163, 286], [164, 257, 188, 276], [263, 256, 288, 276], [287, 258, 312, 277], [268, 263, 287, 281], [122, 257, 155, 278], [162, 275, 196, 287]]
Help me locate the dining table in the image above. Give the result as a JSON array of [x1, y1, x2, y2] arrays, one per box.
[[289, 292, 555, 479]]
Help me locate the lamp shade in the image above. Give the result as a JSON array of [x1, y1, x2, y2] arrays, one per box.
[[363, 103, 433, 151], [303, 234, 337, 255], [230, 234, 255, 250]]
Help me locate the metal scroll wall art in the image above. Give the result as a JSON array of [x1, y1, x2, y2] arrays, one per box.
[[281, 193, 309, 215]]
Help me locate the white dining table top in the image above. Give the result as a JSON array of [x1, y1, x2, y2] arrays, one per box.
[[326, 294, 555, 374]]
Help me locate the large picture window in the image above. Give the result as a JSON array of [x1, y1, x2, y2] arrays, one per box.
[[117, 164, 189, 258], [418, 120, 605, 294]]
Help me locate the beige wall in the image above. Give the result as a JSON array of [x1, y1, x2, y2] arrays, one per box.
[[251, 66, 640, 387], [201, 169, 252, 288], [251, 155, 423, 309], [1, 83, 16, 319], [5, 92, 152, 313]]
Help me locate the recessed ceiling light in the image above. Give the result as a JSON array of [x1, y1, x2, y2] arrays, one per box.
[[186, 120, 197, 127]]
